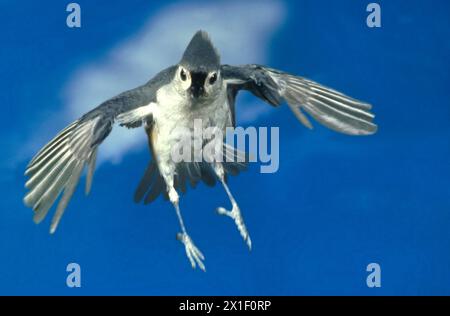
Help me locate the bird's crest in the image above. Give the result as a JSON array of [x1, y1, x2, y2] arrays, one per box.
[[180, 30, 220, 71]]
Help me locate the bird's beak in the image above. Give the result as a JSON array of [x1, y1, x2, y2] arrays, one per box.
[[189, 71, 207, 99], [189, 84, 204, 99]]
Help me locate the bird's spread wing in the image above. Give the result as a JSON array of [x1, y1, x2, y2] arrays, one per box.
[[23, 70, 171, 233], [221, 64, 377, 135]]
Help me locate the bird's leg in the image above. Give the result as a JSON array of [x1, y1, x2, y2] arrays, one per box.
[[213, 164, 252, 250], [167, 186, 205, 271]]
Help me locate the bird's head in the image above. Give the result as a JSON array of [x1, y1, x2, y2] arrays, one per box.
[[176, 31, 221, 102]]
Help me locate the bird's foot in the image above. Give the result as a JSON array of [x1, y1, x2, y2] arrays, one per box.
[[216, 204, 252, 250], [176, 232, 206, 271]]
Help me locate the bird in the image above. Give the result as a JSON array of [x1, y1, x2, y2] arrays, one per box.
[[23, 30, 377, 271]]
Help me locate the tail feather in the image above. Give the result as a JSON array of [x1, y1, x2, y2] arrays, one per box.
[[134, 146, 249, 205]]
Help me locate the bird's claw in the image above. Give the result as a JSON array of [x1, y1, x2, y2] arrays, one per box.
[[216, 205, 252, 250], [177, 232, 206, 271]]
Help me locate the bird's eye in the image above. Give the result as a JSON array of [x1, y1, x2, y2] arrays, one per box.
[[209, 72, 217, 85], [180, 68, 187, 81]]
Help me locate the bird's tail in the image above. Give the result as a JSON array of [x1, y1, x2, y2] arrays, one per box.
[[134, 145, 249, 204]]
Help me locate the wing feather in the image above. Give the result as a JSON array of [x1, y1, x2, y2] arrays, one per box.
[[85, 148, 97, 196], [222, 64, 377, 135], [50, 162, 84, 233], [23, 79, 162, 232]]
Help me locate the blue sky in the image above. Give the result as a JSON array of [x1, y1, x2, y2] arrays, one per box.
[[1, 0, 450, 295]]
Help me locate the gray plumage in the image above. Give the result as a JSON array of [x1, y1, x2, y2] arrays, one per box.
[[24, 66, 177, 226], [221, 64, 376, 134], [23, 30, 377, 271], [180, 31, 220, 72]]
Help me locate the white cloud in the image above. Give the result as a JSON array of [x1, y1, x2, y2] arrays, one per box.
[[54, 0, 285, 164]]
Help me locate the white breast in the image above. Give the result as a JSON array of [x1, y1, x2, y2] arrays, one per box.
[[151, 82, 231, 170]]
